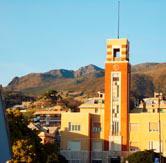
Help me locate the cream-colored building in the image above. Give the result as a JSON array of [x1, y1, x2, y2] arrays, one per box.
[[33, 105, 68, 127], [139, 92, 166, 113], [130, 113, 166, 156], [60, 96, 166, 162], [60, 92, 106, 163]]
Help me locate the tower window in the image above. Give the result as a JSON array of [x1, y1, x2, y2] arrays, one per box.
[[117, 85, 119, 97], [113, 77, 119, 81], [117, 105, 119, 113], [113, 48, 120, 58]]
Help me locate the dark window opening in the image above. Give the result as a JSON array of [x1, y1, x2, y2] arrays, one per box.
[[68, 122, 71, 131], [113, 48, 120, 58], [117, 85, 119, 97], [117, 105, 119, 113], [113, 77, 119, 81], [92, 160, 102, 163], [94, 100, 98, 104]]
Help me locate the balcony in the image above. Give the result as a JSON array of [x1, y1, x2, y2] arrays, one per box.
[[60, 150, 130, 162], [60, 150, 89, 162]]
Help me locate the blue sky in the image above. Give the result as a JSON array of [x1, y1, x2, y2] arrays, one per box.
[[0, 0, 166, 86]]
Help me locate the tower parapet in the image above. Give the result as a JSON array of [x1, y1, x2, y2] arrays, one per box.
[[106, 38, 129, 62]]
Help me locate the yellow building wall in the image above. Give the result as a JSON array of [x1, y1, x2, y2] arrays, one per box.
[[80, 108, 97, 114], [60, 112, 90, 151], [60, 109, 105, 151], [80, 107, 104, 114], [130, 113, 166, 156], [80, 107, 105, 139]]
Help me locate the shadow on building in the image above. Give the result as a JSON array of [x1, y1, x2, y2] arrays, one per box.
[[60, 127, 139, 163]]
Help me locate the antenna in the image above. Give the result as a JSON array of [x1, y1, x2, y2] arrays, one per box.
[[117, 1, 120, 39]]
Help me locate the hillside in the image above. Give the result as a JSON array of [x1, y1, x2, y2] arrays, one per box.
[[131, 62, 166, 94], [6, 64, 104, 96], [6, 63, 166, 98]]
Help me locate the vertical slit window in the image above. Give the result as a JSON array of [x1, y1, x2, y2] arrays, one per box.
[[117, 105, 119, 113], [68, 122, 71, 131], [78, 125, 80, 131], [117, 85, 119, 97]]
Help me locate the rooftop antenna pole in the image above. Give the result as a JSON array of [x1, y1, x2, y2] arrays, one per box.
[[117, 1, 120, 39]]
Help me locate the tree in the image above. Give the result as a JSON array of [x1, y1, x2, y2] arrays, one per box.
[[130, 74, 154, 110], [42, 90, 62, 103], [4, 91, 34, 108], [7, 109, 66, 162], [7, 109, 47, 163], [12, 139, 36, 163], [124, 150, 162, 163], [59, 98, 81, 112]]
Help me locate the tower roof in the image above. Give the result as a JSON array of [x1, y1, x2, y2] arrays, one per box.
[[106, 38, 129, 62]]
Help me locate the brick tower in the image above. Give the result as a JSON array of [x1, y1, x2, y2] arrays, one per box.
[[104, 38, 130, 153]]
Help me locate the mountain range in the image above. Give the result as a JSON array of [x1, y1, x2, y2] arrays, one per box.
[[6, 63, 166, 98]]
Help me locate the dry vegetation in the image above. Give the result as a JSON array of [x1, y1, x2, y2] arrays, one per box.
[[5, 63, 166, 99]]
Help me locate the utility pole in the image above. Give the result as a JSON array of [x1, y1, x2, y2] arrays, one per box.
[[158, 97, 162, 163]]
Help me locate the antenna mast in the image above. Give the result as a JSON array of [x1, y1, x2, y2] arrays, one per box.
[[117, 1, 120, 38]]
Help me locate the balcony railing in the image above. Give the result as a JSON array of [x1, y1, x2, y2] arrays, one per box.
[[61, 150, 89, 162], [61, 150, 130, 162]]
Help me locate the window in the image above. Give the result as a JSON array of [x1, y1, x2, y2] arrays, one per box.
[[92, 122, 101, 133], [149, 141, 160, 152], [112, 121, 119, 136], [112, 77, 120, 99], [95, 108, 99, 113], [74, 125, 80, 131], [112, 109, 115, 113], [113, 77, 119, 81], [92, 160, 102, 163], [149, 122, 158, 132], [117, 85, 119, 97], [113, 48, 120, 58], [68, 141, 81, 151], [72, 125, 75, 131], [68, 122, 71, 131], [68, 123, 81, 132], [74, 125, 78, 131], [111, 141, 121, 151], [94, 100, 98, 104], [93, 127, 101, 133], [77, 125, 80, 131], [116, 105, 119, 113], [92, 141, 102, 151]]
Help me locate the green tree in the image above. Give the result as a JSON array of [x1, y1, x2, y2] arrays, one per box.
[[12, 139, 36, 163], [59, 98, 81, 112], [124, 150, 161, 163], [7, 109, 47, 163], [42, 90, 62, 102], [7, 109, 66, 162], [4, 90, 34, 108]]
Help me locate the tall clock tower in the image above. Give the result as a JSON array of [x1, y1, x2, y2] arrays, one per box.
[[104, 38, 130, 153]]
